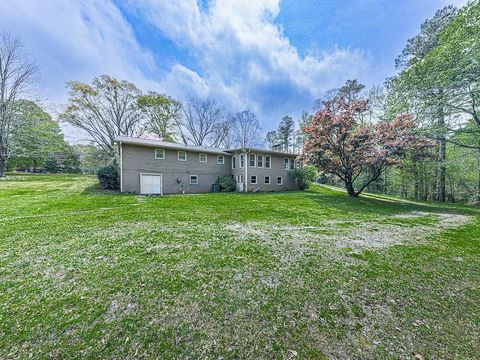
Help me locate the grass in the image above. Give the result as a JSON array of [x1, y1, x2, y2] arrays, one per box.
[[0, 173, 479, 359]]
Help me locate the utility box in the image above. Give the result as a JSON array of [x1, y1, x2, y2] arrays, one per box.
[[212, 184, 221, 193]]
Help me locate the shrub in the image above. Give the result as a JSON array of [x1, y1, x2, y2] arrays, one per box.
[[289, 165, 317, 190], [97, 163, 120, 190], [217, 175, 236, 192]]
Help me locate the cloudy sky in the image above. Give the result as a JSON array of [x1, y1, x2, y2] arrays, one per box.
[[0, 0, 468, 142]]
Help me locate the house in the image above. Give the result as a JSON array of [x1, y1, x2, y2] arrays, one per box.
[[116, 136, 299, 195]]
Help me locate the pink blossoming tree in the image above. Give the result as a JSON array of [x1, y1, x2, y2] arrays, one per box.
[[302, 98, 433, 197]]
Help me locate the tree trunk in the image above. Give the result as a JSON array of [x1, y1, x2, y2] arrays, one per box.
[[438, 104, 446, 202], [412, 161, 419, 199], [477, 150, 480, 204], [345, 180, 358, 197], [0, 155, 6, 178]]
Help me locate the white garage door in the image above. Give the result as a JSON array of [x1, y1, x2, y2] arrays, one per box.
[[140, 174, 162, 195]]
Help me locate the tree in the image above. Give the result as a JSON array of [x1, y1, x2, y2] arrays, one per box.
[[278, 115, 295, 152], [232, 110, 261, 148], [74, 144, 111, 174], [302, 98, 433, 197], [138, 92, 182, 142], [178, 98, 228, 146], [417, 1, 480, 147], [394, 5, 458, 202], [314, 79, 366, 110], [0, 33, 36, 177], [338, 79, 366, 106], [60, 75, 143, 158], [289, 165, 317, 190], [265, 130, 280, 149], [8, 100, 67, 171]]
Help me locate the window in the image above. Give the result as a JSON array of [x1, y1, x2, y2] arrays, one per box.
[[199, 153, 207, 163], [155, 149, 165, 159], [264, 176, 270, 184], [249, 154, 256, 167], [240, 154, 245, 168], [217, 155, 225, 164], [284, 158, 289, 170], [236, 174, 244, 183], [290, 158, 295, 170], [190, 175, 198, 185], [265, 155, 271, 168], [257, 154, 264, 168], [232, 156, 236, 169], [277, 176, 283, 185], [178, 151, 187, 161], [251, 175, 257, 184]]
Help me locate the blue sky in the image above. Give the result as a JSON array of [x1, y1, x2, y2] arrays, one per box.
[[0, 0, 467, 142]]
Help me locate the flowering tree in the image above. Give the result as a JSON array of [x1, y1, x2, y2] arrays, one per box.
[[302, 98, 433, 197]]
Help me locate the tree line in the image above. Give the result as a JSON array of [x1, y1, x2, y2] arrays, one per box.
[[1, 0, 478, 203], [298, 1, 480, 203]]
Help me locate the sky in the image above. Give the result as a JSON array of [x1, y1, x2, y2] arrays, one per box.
[[0, 0, 469, 143]]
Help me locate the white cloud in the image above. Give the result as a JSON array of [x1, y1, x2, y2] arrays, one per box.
[[1, 0, 374, 137], [0, 0, 158, 104], [130, 0, 372, 130]]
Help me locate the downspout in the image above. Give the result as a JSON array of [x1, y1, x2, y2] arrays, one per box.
[[119, 142, 123, 192], [244, 148, 250, 192]]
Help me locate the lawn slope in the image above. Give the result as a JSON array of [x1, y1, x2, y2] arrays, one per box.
[[0, 174, 479, 359]]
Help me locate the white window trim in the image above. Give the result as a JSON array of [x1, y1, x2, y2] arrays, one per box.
[[277, 176, 283, 185], [249, 153, 256, 167], [264, 176, 270, 185], [232, 156, 236, 169], [155, 148, 165, 159], [265, 155, 271, 169], [178, 151, 187, 161], [119, 142, 123, 192], [240, 154, 244, 168], [199, 153, 208, 163], [290, 158, 295, 170], [250, 175, 257, 184], [190, 174, 198, 185], [217, 155, 225, 164], [257, 154, 264, 168], [284, 158, 289, 170]]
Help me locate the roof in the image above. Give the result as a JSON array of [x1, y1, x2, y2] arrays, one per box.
[[115, 136, 299, 157], [115, 136, 232, 155], [228, 147, 299, 157]]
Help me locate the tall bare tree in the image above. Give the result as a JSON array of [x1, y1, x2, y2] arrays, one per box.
[[0, 33, 36, 177], [60, 75, 143, 157], [233, 110, 261, 148], [179, 99, 227, 146]]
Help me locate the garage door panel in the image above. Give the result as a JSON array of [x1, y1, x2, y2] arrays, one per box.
[[141, 174, 162, 195]]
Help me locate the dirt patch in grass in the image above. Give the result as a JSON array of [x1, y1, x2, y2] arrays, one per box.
[[225, 211, 471, 253]]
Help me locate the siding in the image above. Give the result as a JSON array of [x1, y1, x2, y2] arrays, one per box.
[[122, 144, 232, 194], [229, 150, 297, 192]]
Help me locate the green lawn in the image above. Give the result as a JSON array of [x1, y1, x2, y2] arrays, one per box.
[[1, 173, 479, 359]]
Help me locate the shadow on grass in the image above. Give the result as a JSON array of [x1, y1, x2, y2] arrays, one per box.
[[305, 185, 479, 216], [81, 183, 122, 196]]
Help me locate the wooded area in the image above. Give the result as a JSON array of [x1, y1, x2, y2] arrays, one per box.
[[0, 1, 478, 203]]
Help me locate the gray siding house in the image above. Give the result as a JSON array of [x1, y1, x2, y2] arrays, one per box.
[[116, 136, 298, 195]]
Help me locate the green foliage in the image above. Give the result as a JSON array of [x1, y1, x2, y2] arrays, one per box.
[[60, 75, 143, 157], [97, 162, 120, 190], [8, 100, 79, 172], [216, 175, 236, 192], [137, 92, 182, 142], [1, 174, 479, 358], [74, 144, 110, 174], [289, 165, 317, 190]]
